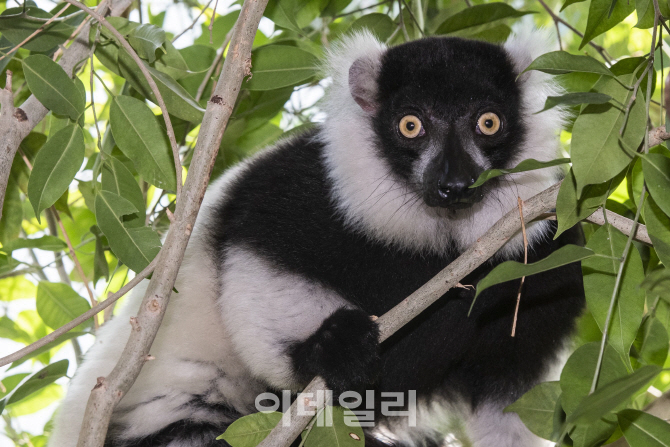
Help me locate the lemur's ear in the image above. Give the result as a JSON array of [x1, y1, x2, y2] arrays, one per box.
[[349, 56, 380, 114]]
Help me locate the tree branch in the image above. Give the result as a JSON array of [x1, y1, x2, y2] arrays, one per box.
[[536, 0, 612, 63], [585, 208, 651, 245], [74, 1, 267, 445], [0, 0, 133, 221], [0, 258, 157, 367], [257, 182, 562, 447], [648, 125, 670, 147]]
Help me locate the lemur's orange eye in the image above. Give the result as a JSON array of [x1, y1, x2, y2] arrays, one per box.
[[477, 112, 501, 135], [399, 115, 423, 138]]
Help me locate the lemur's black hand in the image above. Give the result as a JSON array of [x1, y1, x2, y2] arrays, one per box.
[[289, 308, 380, 397]]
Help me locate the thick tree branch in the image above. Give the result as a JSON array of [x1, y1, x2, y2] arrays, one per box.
[[257, 182, 561, 447], [585, 209, 651, 245], [0, 0, 133, 221], [648, 125, 670, 147], [74, 1, 268, 445], [258, 177, 661, 447]]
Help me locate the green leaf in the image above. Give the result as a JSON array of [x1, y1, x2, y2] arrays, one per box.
[[435, 3, 534, 35], [618, 409, 670, 446], [101, 157, 146, 227], [0, 7, 78, 52], [6, 383, 63, 417], [102, 17, 141, 37], [0, 277, 36, 302], [304, 406, 365, 447], [567, 365, 661, 424], [555, 168, 625, 238], [470, 158, 569, 188], [0, 36, 17, 74], [127, 23, 165, 63], [523, 51, 615, 76], [571, 75, 646, 195], [580, 0, 635, 49], [91, 225, 110, 285], [9, 331, 84, 370], [0, 254, 19, 276], [640, 268, 670, 304], [36, 282, 91, 331], [633, 318, 669, 367], [3, 236, 67, 252], [117, 48, 205, 123], [0, 177, 23, 245], [264, 0, 304, 34], [155, 40, 191, 80], [472, 245, 594, 305], [582, 225, 646, 364], [27, 124, 85, 221], [0, 316, 32, 343], [561, 0, 586, 11], [571, 420, 618, 447], [246, 45, 319, 91], [644, 196, 670, 267], [642, 153, 670, 218], [23, 55, 85, 121], [636, 0, 656, 28], [349, 13, 395, 41], [560, 342, 627, 415], [504, 381, 561, 440], [110, 95, 177, 192], [94, 38, 121, 76], [94, 191, 162, 273], [0, 359, 68, 414], [537, 92, 612, 114], [456, 23, 512, 44], [218, 411, 283, 445]]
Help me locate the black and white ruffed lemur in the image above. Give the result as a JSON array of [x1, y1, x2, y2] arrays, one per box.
[[49, 29, 584, 447]]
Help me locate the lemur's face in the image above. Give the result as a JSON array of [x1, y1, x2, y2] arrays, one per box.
[[349, 37, 526, 210]]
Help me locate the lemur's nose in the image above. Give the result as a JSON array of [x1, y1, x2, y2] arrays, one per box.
[[437, 176, 476, 201]]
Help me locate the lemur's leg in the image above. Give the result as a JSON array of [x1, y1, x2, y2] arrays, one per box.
[[219, 245, 380, 395]]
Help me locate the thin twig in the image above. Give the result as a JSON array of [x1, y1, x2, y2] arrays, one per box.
[[208, 0, 220, 45], [171, 0, 215, 43], [90, 27, 103, 151], [195, 30, 231, 102], [52, 14, 93, 61], [0, 3, 70, 63], [511, 197, 528, 337], [53, 207, 99, 318], [590, 13, 659, 396], [0, 259, 157, 367], [61, 0, 183, 202], [44, 206, 72, 286], [536, 0, 612, 63], [400, 0, 425, 36], [333, 0, 391, 18], [398, 0, 410, 41]]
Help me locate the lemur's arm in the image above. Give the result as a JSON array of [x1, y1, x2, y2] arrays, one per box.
[[218, 246, 379, 394]]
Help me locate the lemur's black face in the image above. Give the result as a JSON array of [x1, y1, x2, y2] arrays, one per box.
[[350, 37, 526, 210]]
